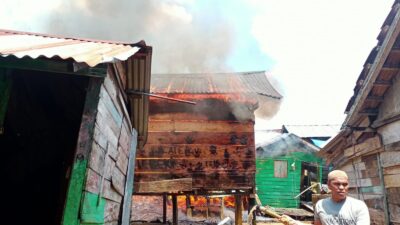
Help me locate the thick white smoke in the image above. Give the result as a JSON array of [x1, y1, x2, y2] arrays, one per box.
[[1, 0, 234, 73]]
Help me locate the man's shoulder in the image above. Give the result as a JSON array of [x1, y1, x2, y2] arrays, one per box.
[[345, 196, 369, 210], [346, 196, 367, 204]]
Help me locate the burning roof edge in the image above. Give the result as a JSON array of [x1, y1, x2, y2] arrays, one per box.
[[150, 71, 282, 100]]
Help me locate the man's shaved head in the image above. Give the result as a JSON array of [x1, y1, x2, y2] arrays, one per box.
[[328, 170, 348, 182]]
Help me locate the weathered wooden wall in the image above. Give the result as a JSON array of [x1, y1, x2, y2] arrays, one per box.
[[80, 70, 136, 225], [378, 121, 400, 225], [135, 98, 256, 192]]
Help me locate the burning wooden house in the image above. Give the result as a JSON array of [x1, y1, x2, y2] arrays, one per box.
[[256, 133, 323, 208], [320, 1, 400, 224], [133, 71, 282, 224], [0, 29, 152, 225]]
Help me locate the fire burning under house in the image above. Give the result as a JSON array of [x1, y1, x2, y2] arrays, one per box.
[[320, 1, 400, 224], [0, 30, 152, 225], [132, 72, 282, 224]]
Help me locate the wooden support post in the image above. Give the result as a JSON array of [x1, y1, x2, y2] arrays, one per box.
[[186, 195, 192, 218], [377, 153, 390, 225], [163, 194, 167, 224], [206, 196, 210, 219], [235, 195, 243, 225], [220, 197, 224, 220], [248, 195, 257, 225], [172, 195, 178, 225]]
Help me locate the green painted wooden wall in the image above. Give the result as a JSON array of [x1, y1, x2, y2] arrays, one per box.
[[256, 152, 323, 208]]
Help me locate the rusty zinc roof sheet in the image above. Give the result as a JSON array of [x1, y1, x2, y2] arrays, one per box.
[[150, 71, 282, 99], [0, 29, 141, 67]]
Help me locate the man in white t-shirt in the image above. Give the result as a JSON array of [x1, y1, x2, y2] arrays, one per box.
[[314, 170, 370, 225]]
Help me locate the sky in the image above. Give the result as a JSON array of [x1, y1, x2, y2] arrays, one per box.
[[0, 0, 395, 131]]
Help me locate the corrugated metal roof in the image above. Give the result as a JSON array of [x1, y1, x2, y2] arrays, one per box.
[[150, 71, 282, 99], [0, 29, 140, 67], [282, 124, 341, 138], [344, 1, 400, 126], [256, 133, 320, 158]]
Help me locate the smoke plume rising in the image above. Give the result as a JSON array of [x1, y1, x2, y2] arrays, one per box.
[[10, 0, 235, 73]]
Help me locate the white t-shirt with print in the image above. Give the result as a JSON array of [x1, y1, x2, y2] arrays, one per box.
[[314, 196, 370, 225]]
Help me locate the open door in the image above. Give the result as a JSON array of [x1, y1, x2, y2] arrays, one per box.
[[300, 162, 319, 202], [0, 69, 89, 225]]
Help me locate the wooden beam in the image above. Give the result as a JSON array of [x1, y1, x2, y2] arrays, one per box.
[[235, 195, 243, 225], [380, 66, 400, 72], [373, 80, 392, 87], [134, 178, 193, 193], [0, 56, 107, 77], [366, 95, 384, 102], [359, 109, 379, 116], [186, 195, 192, 218], [62, 78, 102, 225], [172, 195, 178, 225], [163, 194, 167, 224], [121, 131, 138, 225]]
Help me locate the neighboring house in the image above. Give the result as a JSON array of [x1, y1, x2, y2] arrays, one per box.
[[0, 29, 152, 225], [320, 1, 400, 224], [256, 133, 323, 208], [282, 124, 341, 148], [133, 71, 282, 224]]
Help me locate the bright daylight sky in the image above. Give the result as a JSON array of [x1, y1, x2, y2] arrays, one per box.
[[0, 0, 395, 130]]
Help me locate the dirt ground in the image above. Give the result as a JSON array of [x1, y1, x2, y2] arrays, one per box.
[[131, 196, 314, 225]]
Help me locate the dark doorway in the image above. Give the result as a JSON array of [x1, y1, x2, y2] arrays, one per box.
[[300, 162, 319, 202], [0, 69, 89, 225]]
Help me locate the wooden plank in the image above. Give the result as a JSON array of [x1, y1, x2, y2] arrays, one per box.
[[147, 131, 255, 145], [148, 120, 254, 132], [85, 168, 101, 194], [389, 203, 400, 223], [387, 187, 400, 204], [172, 195, 178, 225], [235, 195, 243, 225], [121, 131, 138, 225], [136, 158, 256, 172], [379, 120, 400, 145], [384, 165, 400, 175], [62, 78, 102, 225], [111, 167, 126, 196], [369, 208, 386, 225], [104, 156, 116, 181], [135, 173, 255, 190], [99, 85, 123, 125], [134, 178, 193, 193], [138, 144, 255, 159], [380, 151, 400, 168], [102, 179, 122, 203], [384, 174, 400, 188], [104, 200, 120, 222], [80, 192, 106, 224], [119, 125, 131, 156], [97, 97, 122, 138], [385, 140, 400, 151], [345, 136, 382, 158], [116, 149, 128, 175], [89, 143, 106, 175]]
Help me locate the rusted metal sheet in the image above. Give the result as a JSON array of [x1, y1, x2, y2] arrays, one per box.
[[150, 72, 282, 99], [0, 29, 140, 67]]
